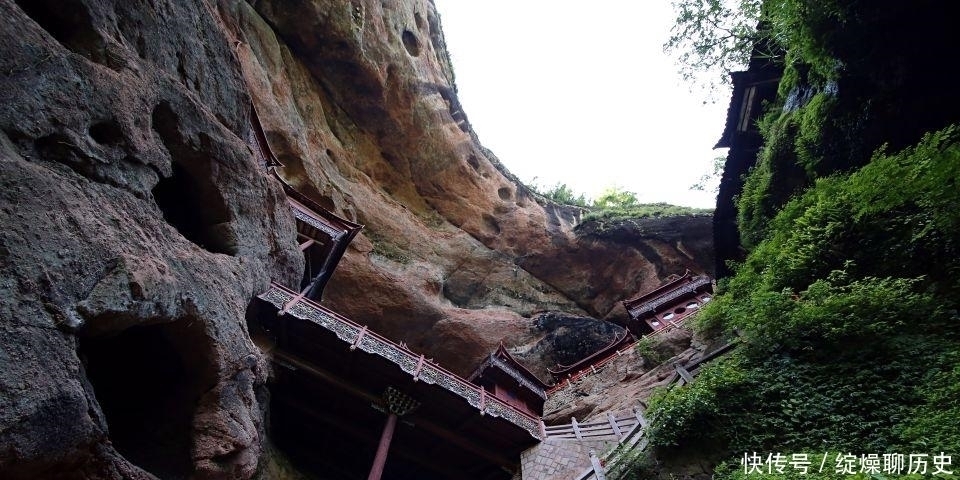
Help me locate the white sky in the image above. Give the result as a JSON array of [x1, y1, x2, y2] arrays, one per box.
[[432, 1, 729, 208]]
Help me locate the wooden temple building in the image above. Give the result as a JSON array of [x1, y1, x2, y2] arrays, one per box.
[[284, 179, 362, 301], [468, 343, 549, 418], [547, 327, 634, 381], [713, 46, 782, 278], [622, 271, 714, 335], [246, 106, 542, 479], [249, 105, 363, 301], [250, 289, 543, 479]]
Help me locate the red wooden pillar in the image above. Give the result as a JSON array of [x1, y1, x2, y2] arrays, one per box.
[[367, 413, 398, 480], [366, 386, 419, 480]]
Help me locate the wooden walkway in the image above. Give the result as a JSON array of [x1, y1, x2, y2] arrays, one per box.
[[546, 314, 695, 396], [259, 282, 545, 440], [539, 339, 738, 480], [544, 409, 647, 443]]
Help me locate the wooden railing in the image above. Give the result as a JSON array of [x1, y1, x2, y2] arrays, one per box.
[[626, 276, 712, 317], [259, 282, 545, 440], [546, 314, 694, 395], [549, 330, 634, 378], [567, 339, 739, 480], [544, 408, 647, 442]]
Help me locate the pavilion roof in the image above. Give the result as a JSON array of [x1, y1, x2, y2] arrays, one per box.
[[468, 343, 549, 400]]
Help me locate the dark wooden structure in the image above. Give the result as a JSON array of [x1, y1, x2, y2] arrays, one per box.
[[246, 103, 541, 479], [279, 177, 362, 301], [622, 272, 713, 334], [713, 52, 782, 278], [468, 343, 549, 418], [248, 104, 284, 169], [247, 104, 362, 301], [547, 327, 634, 381], [250, 286, 542, 479]]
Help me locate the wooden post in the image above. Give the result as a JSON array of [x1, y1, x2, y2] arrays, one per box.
[[368, 387, 418, 480], [572, 417, 583, 440], [479, 387, 487, 415], [607, 412, 624, 441], [278, 292, 305, 316], [589, 450, 607, 480], [634, 407, 649, 429], [367, 413, 398, 480], [675, 363, 695, 384], [349, 326, 368, 351], [411, 354, 425, 381]]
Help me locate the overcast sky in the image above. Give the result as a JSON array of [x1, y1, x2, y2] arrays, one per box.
[[431, 1, 730, 208]]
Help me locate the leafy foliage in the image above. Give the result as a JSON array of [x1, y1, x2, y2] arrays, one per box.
[[581, 202, 712, 225], [898, 352, 960, 455], [592, 186, 640, 210], [634, 336, 670, 367], [528, 181, 590, 207], [647, 353, 749, 448], [525, 180, 713, 226], [650, 276, 952, 451], [646, 0, 960, 477], [664, 0, 764, 96], [690, 154, 727, 192], [729, 0, 960, 248], [638, 126, 960, 475]]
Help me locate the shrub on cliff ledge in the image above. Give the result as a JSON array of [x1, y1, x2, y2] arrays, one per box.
[[642, 126, 960, 473], [527, 180, 589, 207], [580, 203, 712, 225], [526, 181, 713, 229]]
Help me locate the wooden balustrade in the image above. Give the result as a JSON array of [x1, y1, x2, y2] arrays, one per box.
[[543, 411, 642, 441], [546, 314, 695, 395], [261, 282, 544, 439]]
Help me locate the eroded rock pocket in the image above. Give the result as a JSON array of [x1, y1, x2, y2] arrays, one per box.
[[15, 0, 110, 67], [79, 319, 217, 478], [151, 102, 237, 255]]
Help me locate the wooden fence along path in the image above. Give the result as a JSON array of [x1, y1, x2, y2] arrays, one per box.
[[546, 315, 695, 396], [543, 409, 648, 443], [539, 339, 738, 480]]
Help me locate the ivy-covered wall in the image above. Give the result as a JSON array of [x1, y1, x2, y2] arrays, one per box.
[[629, 1, 960, 477]]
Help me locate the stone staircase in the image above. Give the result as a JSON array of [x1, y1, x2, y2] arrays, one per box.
[[524, 339, 738, 479]]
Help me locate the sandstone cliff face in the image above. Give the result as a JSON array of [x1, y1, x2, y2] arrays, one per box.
[[0, 0, 305, 477], [0, 0, 711, 478]]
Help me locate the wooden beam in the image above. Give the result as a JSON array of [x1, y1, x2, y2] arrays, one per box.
[[274, 351, 380, 404], [275, 397, 465, 480], [413, 413, 520, 469], [272, 351, 520, 470], [275, 395, 375, 443], [428, 401, 523, 467]]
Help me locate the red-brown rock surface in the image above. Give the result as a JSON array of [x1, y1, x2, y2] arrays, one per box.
[[0, 0, 712, 477]]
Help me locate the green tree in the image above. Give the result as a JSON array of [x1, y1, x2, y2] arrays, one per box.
[[592, 186, 639, 209], [527, 178, 589, 206], [690, 153, 727, 192], [663, 0, 763, 96], [544, 182, 588, 206]]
